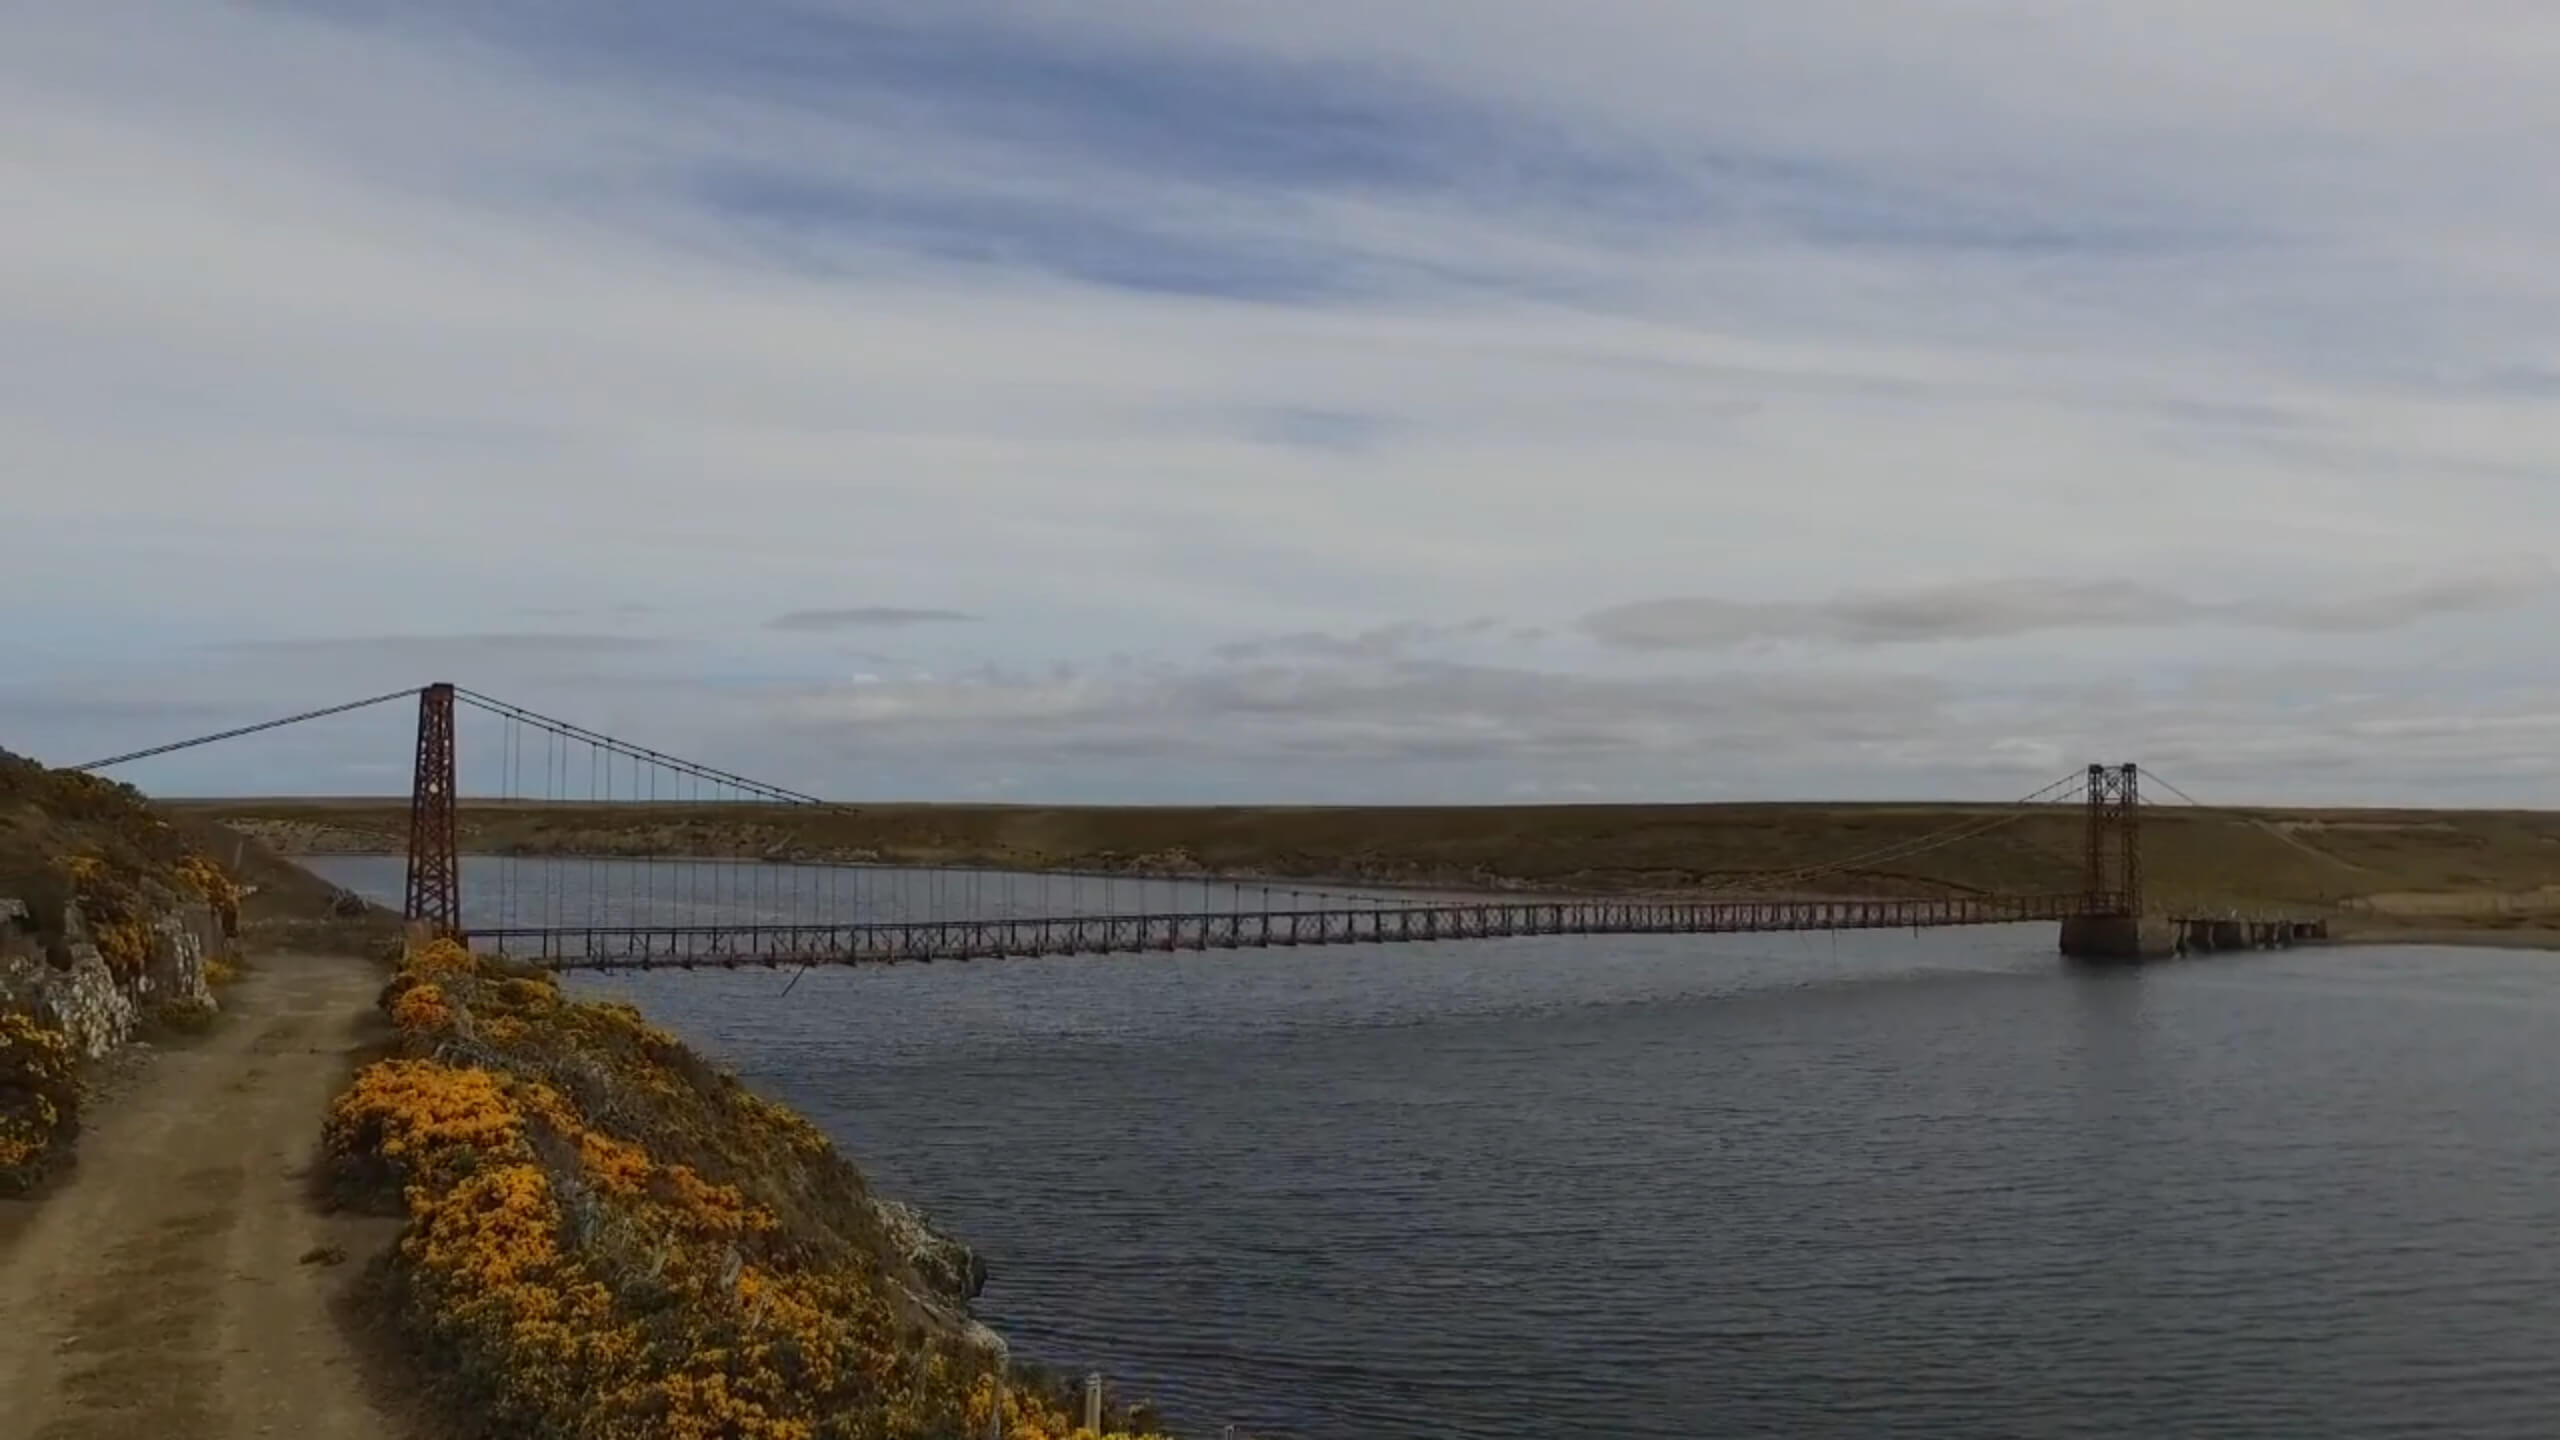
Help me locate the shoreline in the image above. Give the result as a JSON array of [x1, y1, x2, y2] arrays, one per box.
[[283, 846, 2560, 957], [186, 796, 2560, 914], [331, 938, 1175, 1438], [212, 826, 1847, 902], [178, 800, 2560, 934], [2328, 924, 2560, 952]]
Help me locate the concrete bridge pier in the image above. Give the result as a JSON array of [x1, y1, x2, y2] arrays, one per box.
[[2061, 913, 2334, 961], [2171, 915, 2333, 954], [2058, 914, 2180, 962]]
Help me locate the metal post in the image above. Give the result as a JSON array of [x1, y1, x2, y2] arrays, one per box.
[[2079, 762, 2141, 919], [1085, 1373, 1103, 1433], [2081, 763, 2104, 913], [2120, 762, 2143, 916], [404, 683, 462, 935]]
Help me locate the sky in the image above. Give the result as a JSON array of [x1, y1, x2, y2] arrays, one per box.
[[6, 1, 2560, 805]]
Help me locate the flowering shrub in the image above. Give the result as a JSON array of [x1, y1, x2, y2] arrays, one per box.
[[388, 980, 452, 1034], [57, 854, 145, 978], [175, 852, 239, 909], [2, 752, 245, 955], [0, 750, 249, 1191], [0, 1007, 79, 1193], [176, 852, 243, 938], [329, 939, 1167, 1440], [61, 846, 241, 982]]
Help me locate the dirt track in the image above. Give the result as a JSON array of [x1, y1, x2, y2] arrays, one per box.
[[0, 952, 413, 1439]]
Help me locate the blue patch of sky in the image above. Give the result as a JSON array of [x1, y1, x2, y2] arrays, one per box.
[[283, 0, 2233, 291], [694, 171, 1363, 302], [286, 0, 1647, 195]]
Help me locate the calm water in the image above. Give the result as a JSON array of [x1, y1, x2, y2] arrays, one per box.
[[312, 855, 2560, 1439]]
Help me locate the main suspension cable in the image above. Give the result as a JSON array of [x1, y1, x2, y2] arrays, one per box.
[[66, 687, 422, 772]]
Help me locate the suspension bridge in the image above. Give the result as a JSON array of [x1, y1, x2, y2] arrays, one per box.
[[75, 681, 2312, 970]]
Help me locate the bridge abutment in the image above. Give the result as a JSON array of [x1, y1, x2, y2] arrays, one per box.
[[2058, 914, 2180, 962], [2061, 914, 2335, 961]]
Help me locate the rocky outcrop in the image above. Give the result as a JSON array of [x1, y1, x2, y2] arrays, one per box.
[[0, 891, 221, 1060], [138, 906, 219, 1012], [0, 898, 32, 955], [873, 1195, 990, 1303]]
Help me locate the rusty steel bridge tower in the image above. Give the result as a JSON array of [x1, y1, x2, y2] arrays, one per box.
[[2081, 762, 2141, 918], [403, 682, 461, 936]]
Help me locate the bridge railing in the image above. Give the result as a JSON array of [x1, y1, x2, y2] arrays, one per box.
[[465, 892, 2093, 971]]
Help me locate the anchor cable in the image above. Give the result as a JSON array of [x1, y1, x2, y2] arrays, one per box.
[[65, 686, 422, 772]]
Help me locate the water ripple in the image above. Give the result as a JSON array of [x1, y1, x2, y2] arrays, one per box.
[[310, 857, 2560, 1439]]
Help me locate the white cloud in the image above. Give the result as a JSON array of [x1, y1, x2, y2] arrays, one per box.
[[4, 1, 2559, 801], [1581, 561, 2558, 651]]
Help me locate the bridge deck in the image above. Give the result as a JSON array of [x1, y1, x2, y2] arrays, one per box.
[[467, 894, 2093, 972]]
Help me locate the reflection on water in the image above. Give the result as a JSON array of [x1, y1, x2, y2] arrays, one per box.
[[311, 855, 2560, 1439]]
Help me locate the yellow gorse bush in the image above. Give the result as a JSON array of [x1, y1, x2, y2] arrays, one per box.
[[57, 849, 171, 980], [330, 939, 1171, 1440], [173, 852, 239, 908], [176, 851, 244, 942], [388, 979, 453, 1034], [0, 1007, 79, 1188]]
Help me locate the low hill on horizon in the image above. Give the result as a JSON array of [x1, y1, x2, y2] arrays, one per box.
[[165, 795, 2560, 943]]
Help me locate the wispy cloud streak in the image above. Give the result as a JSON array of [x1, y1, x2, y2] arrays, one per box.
[[1583, 563, 2556, 651], [4, 0, 2559, 800]]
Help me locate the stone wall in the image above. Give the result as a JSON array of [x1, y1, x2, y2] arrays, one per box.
[[0, 892, 223, 1060]]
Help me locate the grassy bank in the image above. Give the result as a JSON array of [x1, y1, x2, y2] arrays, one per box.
[[330, 936, 1170, 1440], [180, 795, 2560, 938]]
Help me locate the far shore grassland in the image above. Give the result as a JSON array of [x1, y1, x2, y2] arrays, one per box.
[[170, 796, 2560, 950]]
